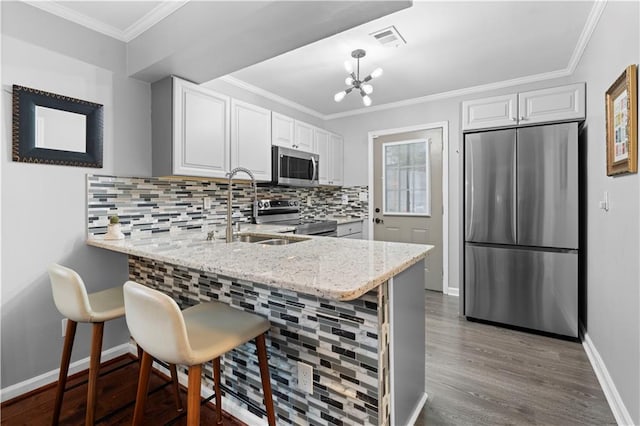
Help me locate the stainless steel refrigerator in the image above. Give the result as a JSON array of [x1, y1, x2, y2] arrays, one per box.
[[464, 122, 579, 338]]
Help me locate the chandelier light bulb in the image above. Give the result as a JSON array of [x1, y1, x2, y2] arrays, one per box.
[[345, 76, 354, 86], [371, 67, 383, 79], [344, 60, 353, 74], [334, 91, 347, 102], [362, 84, 373, 95], [362, 95, 372, 107]]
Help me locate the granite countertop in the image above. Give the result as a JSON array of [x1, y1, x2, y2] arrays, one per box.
[[87, 228, 432, 301]]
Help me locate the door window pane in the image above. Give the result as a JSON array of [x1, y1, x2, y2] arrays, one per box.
[[382, 139, 431, 216]]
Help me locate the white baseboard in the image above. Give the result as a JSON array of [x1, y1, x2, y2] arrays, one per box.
[[446, 287, 459, 297], [580, 324, 634, 426], [0, 343, 130, 403], [405, 392, 428, 426]]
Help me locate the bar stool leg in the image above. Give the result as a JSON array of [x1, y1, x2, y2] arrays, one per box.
[[213, 357, 223, 425], [169, 364, 183, 411], [85, 322, 104, 426], [255, 334, 276, 426], [132, 351, 153, 426], [51, 319, 77, 426], [187, 365, 202, 426]]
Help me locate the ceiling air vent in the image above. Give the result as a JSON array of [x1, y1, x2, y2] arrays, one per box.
[[370, 25, 406, 48]]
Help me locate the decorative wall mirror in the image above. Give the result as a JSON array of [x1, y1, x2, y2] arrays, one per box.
[[12, 85, 103, 168]]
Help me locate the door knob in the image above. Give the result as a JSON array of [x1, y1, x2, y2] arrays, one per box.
[[375, 218, 384, 224], [375, 208, 380, 213]]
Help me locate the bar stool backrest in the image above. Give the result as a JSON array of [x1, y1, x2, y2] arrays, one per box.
[[48, 263, 93, 323], [123, 281, 192, 365]]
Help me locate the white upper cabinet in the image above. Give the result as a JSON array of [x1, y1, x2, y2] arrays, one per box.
[[315, 128, 343, 186], [315, 128, 330, 183], [462, 83, 586, 131], [172, 77, 230, 178], [462, 94, 518, 131], [295, 120, 316, 153], [329, 133, 344, 186], [272, 112, 295, 149], [518, 83, 586, 125], [231, 99, 272, 182]]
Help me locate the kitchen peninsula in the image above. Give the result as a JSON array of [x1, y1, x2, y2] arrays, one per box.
[[88, 229, 431, 425]]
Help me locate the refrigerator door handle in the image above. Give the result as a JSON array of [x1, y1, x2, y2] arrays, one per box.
[[512, 146, 517, 243]]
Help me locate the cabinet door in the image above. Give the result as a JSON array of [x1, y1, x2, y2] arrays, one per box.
[[295, 121, 316, 153], [272, 112, 294, 149], [231, 100, 272, 181], [462, 94, 518, 130], [330, 133, 344, 186], [173, 78, 230, 177], [518, 83, 585, 125], [315, 128, 330, 184]]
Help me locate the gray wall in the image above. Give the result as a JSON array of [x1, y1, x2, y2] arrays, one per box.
[[570, 2, 639, 423], [1, 3, 152, 389]]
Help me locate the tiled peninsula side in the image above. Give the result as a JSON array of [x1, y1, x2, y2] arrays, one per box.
[[128, 256, 391, 425]]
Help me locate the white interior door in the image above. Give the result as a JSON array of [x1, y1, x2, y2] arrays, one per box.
[[373, 129, 443, 291]]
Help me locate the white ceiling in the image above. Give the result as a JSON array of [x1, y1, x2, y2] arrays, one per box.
[[25, 1, 598, 118], [226, 1, 596, 117]]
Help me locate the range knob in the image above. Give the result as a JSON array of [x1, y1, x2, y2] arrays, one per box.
[[293, 200, 299, 206], [264, 201, 270, 208], [257, 201, 264, 208]]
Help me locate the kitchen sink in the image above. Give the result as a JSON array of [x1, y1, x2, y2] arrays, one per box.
[[232, 234, 309, 245], [232, 234, 274, 243]]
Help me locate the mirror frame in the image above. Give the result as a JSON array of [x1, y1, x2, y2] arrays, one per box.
[[12, 85, 103, 168]]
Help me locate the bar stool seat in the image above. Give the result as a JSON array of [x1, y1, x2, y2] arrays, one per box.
[[123, 280, 276, 426], [48, 264, 182, 426]]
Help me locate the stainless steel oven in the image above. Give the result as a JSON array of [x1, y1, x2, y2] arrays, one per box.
[[272, 146, 319, 187]]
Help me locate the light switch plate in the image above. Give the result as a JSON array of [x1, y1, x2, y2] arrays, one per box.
[[297, 362, 313, 393], [202, 197, 211, 210], [358, 192, 368, 202], [341, 194, 349, 205]]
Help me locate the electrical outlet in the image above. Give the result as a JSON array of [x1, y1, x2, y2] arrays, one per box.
[[341, 194, 349, 205], [306, 196, 312, 207], [297, 361, 313, 393], [358, 192, 368, 202], [61, 318, 68, 337], [202, 197, 211, 210]]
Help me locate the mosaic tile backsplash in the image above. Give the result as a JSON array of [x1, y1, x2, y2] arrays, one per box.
[[87, 175, 368, 237], [129, 256, 389, 425]]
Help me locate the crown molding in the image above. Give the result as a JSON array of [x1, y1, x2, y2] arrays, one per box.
[[566, 0, 607, 74], [218, 76, 325, 120], [23, 0, 189, 42]]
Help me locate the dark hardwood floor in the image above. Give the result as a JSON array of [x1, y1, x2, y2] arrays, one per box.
[[0, 356, 245, 426], [2, 292, 616, 425], [416, 291, 616, 426]]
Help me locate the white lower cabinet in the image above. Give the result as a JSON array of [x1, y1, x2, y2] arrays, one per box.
[[231, 99, 272, 181], [337, 220, 363, 239]]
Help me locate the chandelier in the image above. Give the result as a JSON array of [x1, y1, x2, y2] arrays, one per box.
[[334, 49, 383, 107]]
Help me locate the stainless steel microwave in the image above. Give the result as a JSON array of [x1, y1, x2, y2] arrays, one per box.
[[271, 146, 319, 187]]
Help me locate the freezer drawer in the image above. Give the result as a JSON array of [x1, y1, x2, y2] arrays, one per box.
[[464, 129, 517, 245], [517, 123, 578, 249], [465, 244, 578, 337]]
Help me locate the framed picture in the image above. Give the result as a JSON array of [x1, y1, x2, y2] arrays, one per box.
[[12, 85, 103, 168], [606, 64, 637, 176]]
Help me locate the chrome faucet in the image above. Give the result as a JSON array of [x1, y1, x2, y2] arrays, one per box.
[[226, 167, 257, 243]]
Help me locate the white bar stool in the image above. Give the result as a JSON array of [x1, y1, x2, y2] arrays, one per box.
[[123, 280, 276, 426], [48, 264, 182, 425]]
